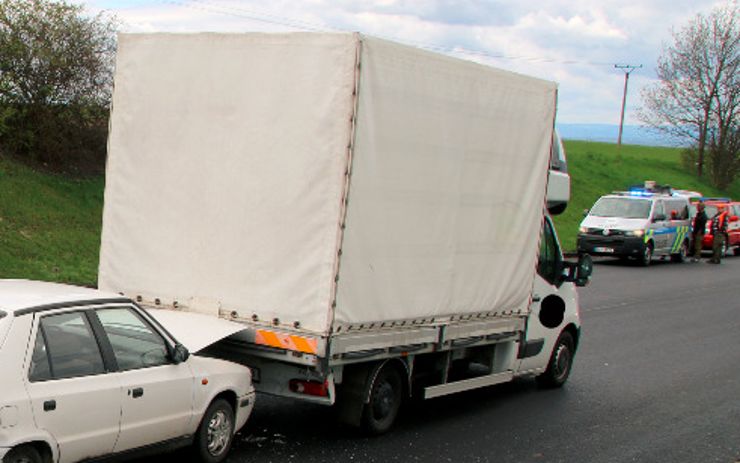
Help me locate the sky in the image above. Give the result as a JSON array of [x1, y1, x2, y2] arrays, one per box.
[[78, 0, 728, 125]]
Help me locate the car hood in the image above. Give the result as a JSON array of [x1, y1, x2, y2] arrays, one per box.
[[147, 309, 247, 353], [580, 216, 648, 231]]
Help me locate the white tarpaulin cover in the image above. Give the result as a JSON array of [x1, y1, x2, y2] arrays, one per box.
[[335, 37, 555, 327], [100, 33, 556, 336]]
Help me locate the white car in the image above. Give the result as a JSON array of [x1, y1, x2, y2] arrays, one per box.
[[0, 280, 255, 463]]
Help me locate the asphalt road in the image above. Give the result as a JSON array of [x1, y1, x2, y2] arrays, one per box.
[[161, 255, 740, 463]]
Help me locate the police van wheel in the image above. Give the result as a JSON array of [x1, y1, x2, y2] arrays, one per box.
[[671, 241, 688, 263], [639, 243, 653, 266]]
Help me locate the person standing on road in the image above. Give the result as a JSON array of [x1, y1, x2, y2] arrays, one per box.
[[709, 205, 729, 264], [691, 202, 708, 262]]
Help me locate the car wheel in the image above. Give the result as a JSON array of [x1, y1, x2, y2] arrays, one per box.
[[638, 243, 653, 266], [733, 246, 740, 256], [536, 331, 575, 389], [3, 446, 42, 463], [361, 363, 404, 435], [671, 240, 688, 263], [194, 399, 235, 463]]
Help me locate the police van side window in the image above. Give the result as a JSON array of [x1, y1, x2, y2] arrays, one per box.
[[653, 201, 665, 220]]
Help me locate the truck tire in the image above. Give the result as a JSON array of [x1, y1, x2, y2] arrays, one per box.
[[194, 399, 235, 463], [3, 445, 42, 463], [536, 331, 575, 389], [638, 242, 653, 266], [361, 364, 404, 435], [670, 240, 688, 263]]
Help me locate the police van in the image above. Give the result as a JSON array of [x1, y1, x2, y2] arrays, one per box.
[[577, 186, 691, 266]]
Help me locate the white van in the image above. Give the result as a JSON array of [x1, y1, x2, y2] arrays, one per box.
[[577, 190, 691, 265]]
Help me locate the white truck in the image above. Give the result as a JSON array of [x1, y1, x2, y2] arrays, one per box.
[[99, 32, 591, 434]]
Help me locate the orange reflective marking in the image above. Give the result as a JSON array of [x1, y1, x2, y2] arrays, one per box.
[[255, 329, 318, 354]]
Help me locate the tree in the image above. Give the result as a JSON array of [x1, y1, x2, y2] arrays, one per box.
[[639, 2, 739, 188], [0, 0, 117, 174]]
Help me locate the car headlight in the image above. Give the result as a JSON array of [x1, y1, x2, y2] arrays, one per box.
[[579, 226, 588, 234], [625, 230, 644, 237]]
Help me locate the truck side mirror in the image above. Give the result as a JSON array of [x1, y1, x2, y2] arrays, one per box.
[[562, 254, 593, 287]]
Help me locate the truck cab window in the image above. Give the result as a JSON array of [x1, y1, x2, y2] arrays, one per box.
[[538, 218, 561, 285]]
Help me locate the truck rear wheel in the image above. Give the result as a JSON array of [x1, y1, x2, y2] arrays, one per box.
[[536, 331, 575, 388], [361, 364, 404, 435]]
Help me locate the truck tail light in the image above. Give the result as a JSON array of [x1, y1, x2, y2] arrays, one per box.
[[289, 379, 329, 397]]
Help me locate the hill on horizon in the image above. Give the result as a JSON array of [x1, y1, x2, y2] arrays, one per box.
[[557, 123, 688, 148]]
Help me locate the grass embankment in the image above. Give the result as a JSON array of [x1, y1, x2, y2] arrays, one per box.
[[552, 141, 740, 251], [1, 141, 738, 287], [0, 156, 103, 287]]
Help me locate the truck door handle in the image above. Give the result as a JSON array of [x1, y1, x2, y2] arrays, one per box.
[[43, 400, 56, 411], [131, 388, 144, 398]]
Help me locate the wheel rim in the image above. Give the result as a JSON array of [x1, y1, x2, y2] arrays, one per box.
[[552, 342, 572, 382], [206, 410, 232, 457], [372, 379, 396, 420]]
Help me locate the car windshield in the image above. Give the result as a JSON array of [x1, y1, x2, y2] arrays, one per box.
[[0, 311, 11, 349], [590, 197, 652, 219]]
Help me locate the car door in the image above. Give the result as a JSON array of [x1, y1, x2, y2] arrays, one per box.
[[650, 200, 669, 253], [93, 306, 195, 452], [24, 310, 121, 463]]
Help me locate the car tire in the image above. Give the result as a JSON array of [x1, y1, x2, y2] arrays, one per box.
[[3, 445, 42, 463], [638, 243, 653, 267], [361, 363, 404, 435], [733, 246, 740, 256], [671, 240, 688, 263], [194, 399, 235, 463], [536, 331, 575, 389]]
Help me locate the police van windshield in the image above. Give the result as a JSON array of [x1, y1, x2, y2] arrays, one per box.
[[590, 197, 652, 219]]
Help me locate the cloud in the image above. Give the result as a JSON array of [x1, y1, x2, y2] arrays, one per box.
[[79, 0, 724, 124]]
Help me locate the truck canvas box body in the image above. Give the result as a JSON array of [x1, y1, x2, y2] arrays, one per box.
[[100, 32, 589, 433]]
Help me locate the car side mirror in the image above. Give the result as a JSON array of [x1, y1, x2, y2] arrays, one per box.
[[562, 254, 593, 287], [171, 343, 190, 364]]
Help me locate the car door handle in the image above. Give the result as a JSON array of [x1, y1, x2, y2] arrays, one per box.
[[131, 387, 144, 398], [43, 400, 56, 412]]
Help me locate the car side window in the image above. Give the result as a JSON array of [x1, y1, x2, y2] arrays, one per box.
[[653, 201, 665, 220], [31, 312, 106, 381], [96, 308, 170, 370], [29, 329, 52, 382], [537, 218, 561, 285]]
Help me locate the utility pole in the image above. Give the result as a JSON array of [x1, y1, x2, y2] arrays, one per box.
[[615, 64, 642, 146]]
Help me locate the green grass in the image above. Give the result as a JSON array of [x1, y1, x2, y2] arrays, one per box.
[[0, 155, 104, 287], [552, 140, 740, 251], [1, 141, 738, 286]]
